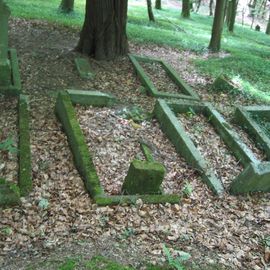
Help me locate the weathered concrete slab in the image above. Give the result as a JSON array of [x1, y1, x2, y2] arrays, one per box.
[[122, 160, 165, 195], [230, 162, 270, 194], [75, 58, 95, 79], [67, 89, 116, 106]]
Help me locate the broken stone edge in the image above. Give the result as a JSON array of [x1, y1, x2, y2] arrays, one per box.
[[154, 99, 262, 195], [55, 91, 180, 205], [0, 49, 21, 96], [128, 54, 200, 100], [74, 57, 95, 80], [0, 94, 32, 206]]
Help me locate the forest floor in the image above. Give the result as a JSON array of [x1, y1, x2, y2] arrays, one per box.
[[0, 18, 269, 270]]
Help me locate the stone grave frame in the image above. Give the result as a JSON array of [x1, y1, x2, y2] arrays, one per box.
[[128, 54, 200, 100], [55, 90, 180, 206], [229, 105, 270, 194], [0, 95, 32, 206], [74, 58, 95, 79], [0, 0, 21, 96], [154, 99, 270, 195]]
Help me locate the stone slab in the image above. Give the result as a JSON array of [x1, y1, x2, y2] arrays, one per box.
[[75, 57, 95, 79]]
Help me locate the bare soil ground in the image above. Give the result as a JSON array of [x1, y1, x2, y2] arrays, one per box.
[[0, 18, 269, 270]]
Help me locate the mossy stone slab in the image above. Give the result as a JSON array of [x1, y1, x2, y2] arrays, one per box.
[[122, 160, 165, 195], [212, 74, 238, 93], [75, 58, 95, 79]]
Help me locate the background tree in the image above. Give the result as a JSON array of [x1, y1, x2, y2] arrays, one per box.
[[59, 0, 74, 13], [182, 0, 191, 18], [266, 13, 270, 34], [226, 0, 238, 32], [76, 0, 128, 60], [155, 0, 161, 9], [209, 0, 214, 16], [195, 0, 202, 12], [209, 0, 226, 52], [147, 0, 155, 21]]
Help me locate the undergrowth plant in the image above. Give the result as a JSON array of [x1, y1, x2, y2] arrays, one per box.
[[0, 136, 17, 155]]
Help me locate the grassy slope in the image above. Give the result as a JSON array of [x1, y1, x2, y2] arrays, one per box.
[[6, 0, 270, 101]]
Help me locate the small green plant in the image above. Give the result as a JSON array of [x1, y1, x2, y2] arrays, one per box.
[[262, 235, 270, 247], [117, 106, 152, 123], [121, 227, 136, 239], [182, 182, 193, 198], [0, 136, 17, 154], [186, 107, 196, 118], [58, 258, 77, 270], [163, 245, 191, 270]]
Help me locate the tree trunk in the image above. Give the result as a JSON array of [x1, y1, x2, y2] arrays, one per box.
[[195, 0, 202, 12], [155, 0, 161, 9], [76, 0, 128, 60], [182, 0, 191, 18], [209, 0, 226, 52], [228, 0, 237, 32], [59, 0, 74, 13], [147, 0, 155, 21], [266, 14, 270, 34], [209, 0, 214, 16]]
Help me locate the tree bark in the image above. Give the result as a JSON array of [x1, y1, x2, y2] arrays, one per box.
[[209, 0, 226, 52], [182, 0, 191, 18], [209, 0, 214, 16], [147, 0, 155, 21], [195, 0, 202, 12], [76, 0, 128, 60], [59, 0, 74, 13], [227, 0, 237, 32], [266, 14, 270, 34], [155, 0, 161, 9]]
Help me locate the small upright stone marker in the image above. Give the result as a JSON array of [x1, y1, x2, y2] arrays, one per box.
[[0, 0, 11, 86], [122, 160, 165, 195]]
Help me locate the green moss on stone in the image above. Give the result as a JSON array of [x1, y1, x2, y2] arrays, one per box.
[[122, 160, 165, 195], [55, 92, 104, 198], [75, 58, 95, 79], [18, 95, 32, 196], [0, 180, 21, 206]]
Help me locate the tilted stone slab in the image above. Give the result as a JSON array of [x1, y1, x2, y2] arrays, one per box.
[[56, 91, 180, 205], [67, 89, 116, 107], [129, 54, 200, 100], [122, 160, 165, 195], [154, 99, 262, 195], [75, 57, 95, 79]]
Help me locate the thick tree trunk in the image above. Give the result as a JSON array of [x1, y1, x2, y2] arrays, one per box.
[[182, 0, 191, 18], [209, 0, 214, 16], [227, 0, 237, 32], [155, 0, 161, 9], [59, 0, 74, 13], [147, 0, 155, 21], [209, 0, 226, 52], [77, 0, 128, 60], [266, 14, 270, 34]]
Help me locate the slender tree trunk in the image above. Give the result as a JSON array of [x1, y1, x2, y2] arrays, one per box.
[[209, 0, 226, 52], [76, 0, 128, 60], [209, 0, 214, 16], [147, 0, 155, 21], [196, 0, 202, 12], [155, 0, 161, 9], [228, 0, 237, 32], [266, 14, 270, 34], [182, 0, 191, 18], [59, 0, 74, 13]]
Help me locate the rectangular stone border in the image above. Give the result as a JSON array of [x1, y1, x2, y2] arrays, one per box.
[[0, 49, 21, 96], [154, 99, 259, 195], [235, 106, 270, 160], [0, 94, 32, 206], [128, 54, 200, 100], [55, 90, 180, 205]]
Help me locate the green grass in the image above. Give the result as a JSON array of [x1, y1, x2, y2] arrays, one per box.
[[6, 0, 270, 102]]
